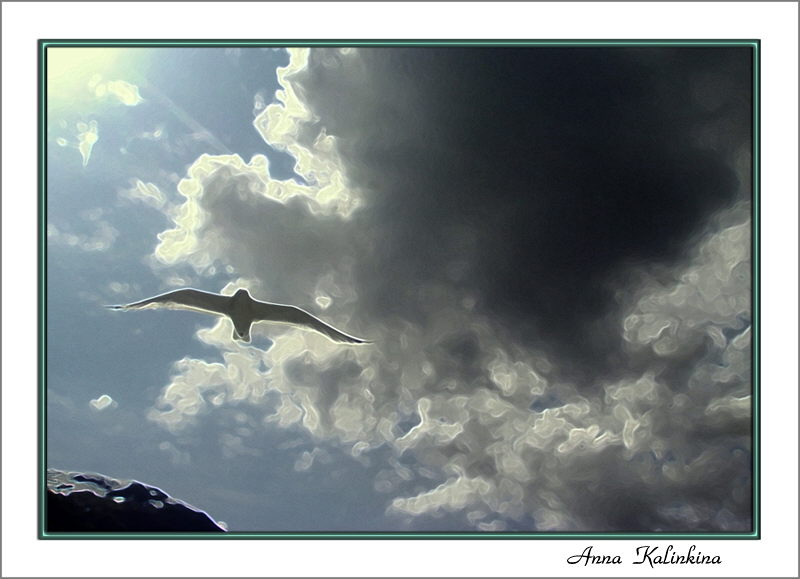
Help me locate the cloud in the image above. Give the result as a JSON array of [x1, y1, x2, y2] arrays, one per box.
[[76, 120, 99, 167], [89, 75, 144, 106], [89, 394, 117, 411], [121, 180, 167, 209], [144, 47, 752, 532], [623, 206, 751, 359], [47, 211, 119, 252]]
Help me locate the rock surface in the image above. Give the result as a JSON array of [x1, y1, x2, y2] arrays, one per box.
[[46, 468, 226, 533]]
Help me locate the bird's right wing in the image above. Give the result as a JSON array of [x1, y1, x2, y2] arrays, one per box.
[[251, 302, 369, 344], [106, 289, 230, 316]]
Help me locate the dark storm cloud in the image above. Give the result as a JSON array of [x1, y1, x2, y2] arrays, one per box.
[[291, 47, 751, 381], [147, 46, 753, 532]]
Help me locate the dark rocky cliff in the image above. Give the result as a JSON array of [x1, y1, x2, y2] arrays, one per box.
[[46, 468, 226, 533]]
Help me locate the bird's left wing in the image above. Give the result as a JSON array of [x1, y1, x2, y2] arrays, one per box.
[[106, 288, 230, 316], [250, 302, 369, 344]]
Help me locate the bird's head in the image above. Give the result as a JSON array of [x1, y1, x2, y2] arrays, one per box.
[[231, 288, 250, 303]]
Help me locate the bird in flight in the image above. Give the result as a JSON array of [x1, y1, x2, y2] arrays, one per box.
[[106, 288, 369, 344]]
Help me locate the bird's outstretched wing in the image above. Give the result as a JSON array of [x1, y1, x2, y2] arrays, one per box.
[[251, 302, 369, 344], [106, 289, 231, 317]]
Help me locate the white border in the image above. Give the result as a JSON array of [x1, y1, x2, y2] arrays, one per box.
[[2, 2, 797, 577]]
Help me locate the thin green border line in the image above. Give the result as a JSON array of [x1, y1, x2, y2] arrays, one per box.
[[41, 532, 758, 540], [39, 42, 49, 540], [751, 38, 761, 539], [39, 39, 760, 540], [40, 39, 760, 48]]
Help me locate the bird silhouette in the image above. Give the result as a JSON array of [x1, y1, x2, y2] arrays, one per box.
[[106, 288, 369, 344]]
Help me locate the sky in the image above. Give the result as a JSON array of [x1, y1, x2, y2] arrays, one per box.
[[46, 44, 753, 533]]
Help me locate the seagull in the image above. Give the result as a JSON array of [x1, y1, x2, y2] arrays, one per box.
[[106, 288, 369, 344]]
